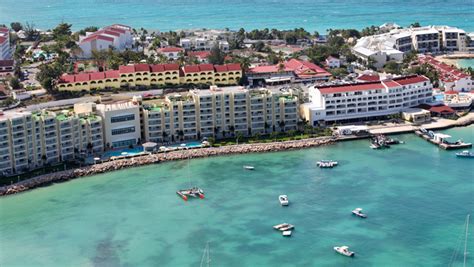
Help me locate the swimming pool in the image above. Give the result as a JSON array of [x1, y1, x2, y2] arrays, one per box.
[[434, 94, 444, 101], [168, 141, 203, 148], [101, 147, 144, 159]]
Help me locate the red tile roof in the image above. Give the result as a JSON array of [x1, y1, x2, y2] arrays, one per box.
[[81, 34, 114, 43], [105, 26, 127, 34], [392, 75, 429, 85], [89, 72, 105, 81], [158, 47, 184, 53], [317, 82, 386, 94], [75, 73, 91, 82], [163, 63, 180, 71], [429, 105, 455, 114], [0, 27, 8, 33], [119, 65, 136, 73], [317, 75, 430, 94], [357, 73, 380, 82], [0, 36, 6, 44], [214, 63, 241, 72], [60, 74, 76, 83], [444, 90, 458, 95], [249, 59, 330, 78], [105, 70, 120, 78], [134, 64, 150, 72], [418, 55, 471, 83], [182, 64, 214, 73]]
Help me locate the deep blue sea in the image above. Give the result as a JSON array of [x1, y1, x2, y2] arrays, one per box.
[[0, 0, 473, 32]]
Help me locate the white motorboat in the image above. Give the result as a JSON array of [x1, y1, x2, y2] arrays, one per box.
[[456, 150, 474, 158], [352, 208, 367, 218], [279, 195, 289, 206], [317, 160, 338, 168], [334, 246, 355, 257], [282, 230, 292, 237], [273, 223, 294, 231], [243, 165, 255, 170]]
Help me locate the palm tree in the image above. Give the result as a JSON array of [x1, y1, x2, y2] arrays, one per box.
[[177, 130, 184, 141], [162, 131, 168, 142], [278, 121, 286, 132], [213, 127, 220, 138], [228, 125, 235, 137], [235, 131, 244, 144], [264, 122, 270, 134]]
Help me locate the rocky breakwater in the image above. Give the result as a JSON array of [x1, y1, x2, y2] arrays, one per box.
[[0, 137, 334, 196]]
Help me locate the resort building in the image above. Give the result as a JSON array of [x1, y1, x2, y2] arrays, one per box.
[[78, 24, 133, 58], [157, 47, 184, 60], [300, 75, 433, 125], [56, 63, 242, 91], [0, 109, 104, 176], [0, 59, 14, 73], [187, 51, 211, 63], [353, 25, 472, 68], [0, 27, 12, 60], [142, 86, 299, 142], [247, 59, 331, 86], [418, 55, 473, 92], [96, 99, 142, 149]]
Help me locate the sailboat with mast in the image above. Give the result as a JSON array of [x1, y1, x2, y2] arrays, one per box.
[[200, 242, 211, 267], [449, 214, 470, 267], [176, 155, 205, 201]]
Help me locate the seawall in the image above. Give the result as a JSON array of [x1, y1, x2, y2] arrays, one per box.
[[0, 137, 335, 196]]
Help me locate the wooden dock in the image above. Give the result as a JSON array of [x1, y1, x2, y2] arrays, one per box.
[[414, 131, 472, 150]]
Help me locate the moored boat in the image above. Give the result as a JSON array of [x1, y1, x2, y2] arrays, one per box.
[[456, 150, 474, 158], [352, 208, 367, 218], [279, 195, 289, 206], [243, 165, 255, 170], [273, 223, 294, 231], [334, 246, 355, 257], [317, 160, 338, 168]]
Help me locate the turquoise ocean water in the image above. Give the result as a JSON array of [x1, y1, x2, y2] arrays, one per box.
[[0, 126, 473, 266], [0, 0, 473, 32]]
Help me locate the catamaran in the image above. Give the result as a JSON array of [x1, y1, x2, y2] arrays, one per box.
[[177, 156, 205, 201]]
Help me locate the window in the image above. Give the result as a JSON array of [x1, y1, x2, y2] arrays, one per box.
[[111, 114, 135, 123], [111, 126, 136, 135]]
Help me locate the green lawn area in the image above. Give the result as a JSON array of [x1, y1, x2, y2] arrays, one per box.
[[0, 162, 81, 187]]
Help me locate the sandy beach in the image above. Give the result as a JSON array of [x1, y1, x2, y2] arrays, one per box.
[[435, 53, 474, 68]]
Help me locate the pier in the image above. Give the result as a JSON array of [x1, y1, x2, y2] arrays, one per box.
[[414, 129, 472, 150]]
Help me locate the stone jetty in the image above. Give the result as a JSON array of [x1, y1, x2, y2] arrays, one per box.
[[0, 137, 334, 196]]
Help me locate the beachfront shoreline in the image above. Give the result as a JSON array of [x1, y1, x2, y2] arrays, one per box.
[[1, 113, 472, 197], [0, 137, 336, 196], [435, 54, 474, 68]]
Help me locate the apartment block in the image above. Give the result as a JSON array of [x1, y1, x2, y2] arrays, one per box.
[[142, 86, 299, 143], [0, 109, 104, 176]]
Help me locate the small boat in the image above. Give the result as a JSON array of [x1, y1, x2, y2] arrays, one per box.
[[352, 208, 367, 218], [334, 246, 355, 257], [177, 187, 205, 201], [273, 223, 290, 230], [279, 195, 289, 206], [456, 151, 474, 158], [282, 230, 292, 237], [317, 160, 338, 168], [243, 165, 255, 170], [273, 223, 294, 231]]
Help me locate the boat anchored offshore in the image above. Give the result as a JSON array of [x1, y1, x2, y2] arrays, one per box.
[[456, 150, 474, 158], [352, 208, 367, 218], [334, 246, 355, 257], [279, 195, 289, 206], [177, 187, 205, 201], [243, 165, 255, 170], [273, 223, 295, 236], [317, 160, 338, 168]]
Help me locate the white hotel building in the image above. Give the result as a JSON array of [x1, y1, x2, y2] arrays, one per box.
[[353, 25, 471, 68], [301, 75, 433, 125]]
